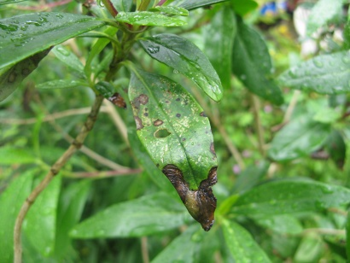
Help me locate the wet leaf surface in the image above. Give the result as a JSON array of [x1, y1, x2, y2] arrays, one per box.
[[278, 51, 350, 95], [232, 19, 283, 105], [140, 34, 223, 101], [128, 69, 218, 230], [171, 0, 229, 10], [149, 6, 189, 16], [115, 11, 187, 27], [70, 192, 190, 238], [0, 12, 105, 69], [231, 179, 350, 216]]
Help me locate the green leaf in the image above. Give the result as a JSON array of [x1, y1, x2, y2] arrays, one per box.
[[0, 12, 106, 69], [278, 51, 350, 95], [152, 225, 200, 263], [115, 11, 187, 27], [54, 180, 91, 260], [204, 7, 236, 90], [24, 175, 61, 257], [0, 49, 49, 102], [70, 192, 190, 238], [253, 215, 303, 235], [52, 45, 84, 74], [110, 0, 132, 12], [0, 146, 37, 164], [346, 211, 350, 259], [36, 79, 88, 89], [140, 34, 223, 101], [231, 0, 258, 16], [0, 0, 27, 5], [128, 68, 218, 230], [171, 0, 230, 10], [150, 6, 189, 16], [222, 219, 271, 263], [268, 115, 330, 161], [326, 130, 346, 169], [232, 19, 283, 105], [231, 179, 350, 216], [0, 171, 33, 263], [307, 0, 343, 36], [95, 81, 115, 98], [294, 235, 323, 262]]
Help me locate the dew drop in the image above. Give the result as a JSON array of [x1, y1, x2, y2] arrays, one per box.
[[313, 59, 324, 68]]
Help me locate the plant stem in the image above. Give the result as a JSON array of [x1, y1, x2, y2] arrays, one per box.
[[13, 94, 104, 263], [101, 0, 118, 17], [251, 94, 266, 157]]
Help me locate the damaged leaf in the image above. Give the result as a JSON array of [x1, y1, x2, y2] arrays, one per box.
[[128, 68, 218, 231]]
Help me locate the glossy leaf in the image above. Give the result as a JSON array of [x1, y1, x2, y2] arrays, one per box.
[[150, 6, 189, 16], [140, 34, 223, 101], [128, 69, 217, 191], [54, 180, 91, 260], [24, 175, 61, 257], [171, 0, 229, 10], [231, 0, 258, 15], [128, 69, 218, 230], [222, 219, 271, 263], [52, 45, 84, 74], [0, 171, 33, 263], [95, 81, 115, 98], [307, 0, 343, 36], [253, 215, 303, 235], [152, 225, 200, 263], [36, 79, 88, 89], [326, 130, 346, 169], [115, 11, 187, 27], [278, 51, 350, 95], [268, 115, 330, 161], [111, 0, 132, 12], [0, 12, 106, 69], [0, 146, 37, 164], [231, 179, 350, 216], [70, 192, 190, 238], [232, 19, 283, 105], [204, 7, 236, 89], [0, 49, 49, 102]]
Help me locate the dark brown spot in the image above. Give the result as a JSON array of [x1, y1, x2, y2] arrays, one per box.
[[134, 116, 143, 130], [176, 113, 181, 118], [153, 119, 163, 126], [210, 142, 216, 157], [200, 111, 207, 117], [182, 138, 186, 141], [138, 94, 149, 105], [144, 113, 148, 117], [108, 93, 127, 108]]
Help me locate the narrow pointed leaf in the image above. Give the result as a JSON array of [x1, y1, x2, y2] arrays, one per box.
[[231, 179, 350, 216], [52, 45, 84, 74], [0, 12, 106, 69], [140, 34, 223, 101], [70, 193, 190, 238], [129, 69, 218, 230], [222, 219, 271, 263], [171, 0, 230, 10], [278, 51, 350, 95], [231, 0, 258, 15], [115, 11, 187, 27], [150, 6, 189, 16], [0, 49, 49, 101], [204, 7, 236, 89], [0, 171, 33, 263], [24, 175, 61, 257], [110, 0, 132, 12], [232, 20, 283, 105], [268, 115, 330, 161], [36, 79, 88, 89]]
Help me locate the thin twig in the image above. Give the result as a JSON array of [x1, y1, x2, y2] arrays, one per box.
[[141, 237, 150, 263], [0, 107, 108, 125], [69, 168, 142, 178], [14, 95, 104, 263], [251, 94, 266, 157]]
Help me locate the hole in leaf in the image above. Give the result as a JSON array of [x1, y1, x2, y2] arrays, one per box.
[[154, 128, 171, 138]]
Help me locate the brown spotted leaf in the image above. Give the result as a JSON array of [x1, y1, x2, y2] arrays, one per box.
[[128, 69, 218, 231]]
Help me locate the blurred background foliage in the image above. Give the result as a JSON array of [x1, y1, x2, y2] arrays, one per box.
[[1, 0, 350, 262]]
